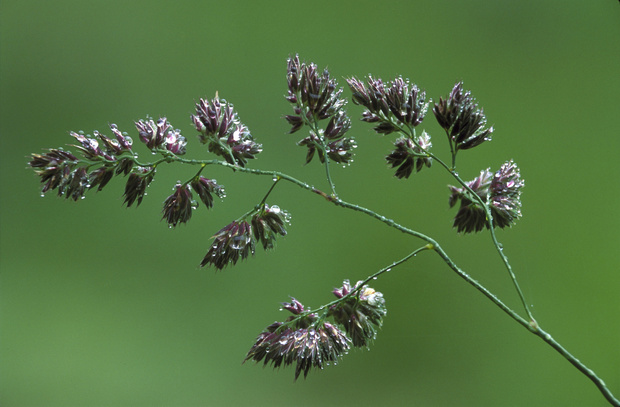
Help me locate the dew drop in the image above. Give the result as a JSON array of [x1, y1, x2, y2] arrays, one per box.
[[231, 236, 247, 250]]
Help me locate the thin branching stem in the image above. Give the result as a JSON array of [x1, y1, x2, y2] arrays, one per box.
[[318, 245, 431, 313], [258, 176, 281, 207], [32, 61, 617, 404], [432, 153, 536, 323], [309, 117, 338, 197], [231, 162, 619, 406], [322, 152, 337, 197], [105, 153, 618, 406], [280, 246, 430, 331], [395, 121, 534, 321]]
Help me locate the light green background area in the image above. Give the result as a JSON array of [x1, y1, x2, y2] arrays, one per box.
[[1, 1, 619, 406]]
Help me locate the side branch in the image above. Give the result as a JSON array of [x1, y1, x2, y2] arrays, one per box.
[[208, 160, 618, 406], [94, 157, 618, 406]]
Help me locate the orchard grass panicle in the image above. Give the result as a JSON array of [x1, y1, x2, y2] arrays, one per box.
[[136, 117, 170, 151], [244, 298, 351, 380], [123, 166, 155, 207], [200, 220, 255, 270], [88, 166, 114, 192], [448, 160, 524, 233], [347, 75, 433, 178], [251, 204, 291, 250], [162, 183, 194, 227], [385, 132, 432, 179], [347, 75, 428, 134], [29, 149, 78, 197], [192, 95, 262, 167], [27, 55, 619, 406], [286, 55, 356, 166], [489, 160, 524, 228], [328, 280, 387, 348], [433, 82, 493, 166], [190, 176, 225, 209]]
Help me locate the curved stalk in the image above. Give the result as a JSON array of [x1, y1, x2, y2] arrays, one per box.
[[394, 121, 534, 322], [283, 245, 430, 329], [432, 153, 535, 323], [119, 154, 618, 406]]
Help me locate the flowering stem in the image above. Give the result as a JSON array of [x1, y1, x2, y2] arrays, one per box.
[[449, 141, 457, 170], [258, 176, 281, 207], [328, 193, 618, 406], [361, 245, 432, 285], [310, 119, 338, 197], [319, 245, 430, 312], [110, 154, 617, 406], [292, 82, 339, 197], [183, 163, 207, 187], [247, 168, 618, 406], [392, 121, 534, 322], [322, 154, 337, 197], [232, 179, 283, 222], [107, 149, 538, 326], [432, 153, 535, 324], [282, 245, 430, 333], [535, 327, 620, 407]]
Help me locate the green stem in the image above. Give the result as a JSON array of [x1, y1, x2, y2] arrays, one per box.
[[535, 326, 620, 407], [432, 153, 535, 323], [357, 245, 432, 288], [309, 118, 338, 197], [449, 141, 456, 170], [114, 154, 618, 406], [258, 176, 281, 207], [281, 246, 430, 331], [316, 245, 431, 314], [234, 177, 283, 222], [396, 122, 533, 322], [323, 153, 337, 197]]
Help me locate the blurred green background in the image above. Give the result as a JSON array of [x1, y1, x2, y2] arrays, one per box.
[[1, 1, 619, 406]]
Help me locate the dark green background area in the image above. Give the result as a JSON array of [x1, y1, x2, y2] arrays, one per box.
[[1, 1, 619, 406]]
